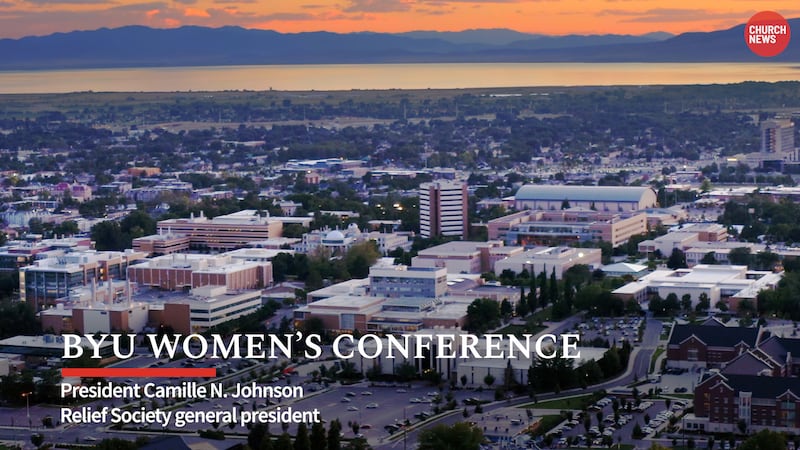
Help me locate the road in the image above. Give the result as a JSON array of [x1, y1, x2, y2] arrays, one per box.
[[374, 317, 662, 449]]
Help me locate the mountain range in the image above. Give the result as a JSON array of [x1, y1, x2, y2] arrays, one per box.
[[0, 21, 796, 70]]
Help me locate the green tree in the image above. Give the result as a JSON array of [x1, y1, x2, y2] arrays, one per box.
[[294, 423, 311, 450], [327, 419, 342, 450], [500, 299, 513, 319], [310, 422, 327, 450], [344, 241, 380, 279], [248, 423, 269, 450], [275, 433, 293, 450], [91, 221, 127, 250], [700, 252, 717, 264], [666, 248, 687, 269], [728, 247, 752, 266], [515, 298, 529, 317], [418, 422, 483, 450], [31, 433, 44, 448], [466, 298, 501, 333], [681, 294, 692, 311], [53, 220, 79, 237], [738, 430, 786, 450]]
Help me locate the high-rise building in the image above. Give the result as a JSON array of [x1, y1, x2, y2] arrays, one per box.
[[760, 119, 796, 169], [761, 118, 795, 154], [419, 181, 468, 239]]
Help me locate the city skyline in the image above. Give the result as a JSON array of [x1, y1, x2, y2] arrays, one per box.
[[0, 0, 798, 39]]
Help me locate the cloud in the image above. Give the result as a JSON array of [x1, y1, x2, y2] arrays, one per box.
[[301, 3, 326, 9], [183, 6, 209, 17], [428, 0, 526, 3], [23, 0, 115, 4], [257, 12, 316, 21], [172, 0, 196, 4], [213, 0, 255, 3], [109, 2, 167, 12], [414, 7, 451, 15], [599, 8, 749, 23], [0, 1, 14, 5], [343, 0, 410, 13]]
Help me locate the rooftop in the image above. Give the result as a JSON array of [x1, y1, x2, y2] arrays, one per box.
[[515, 184, 655, 203]]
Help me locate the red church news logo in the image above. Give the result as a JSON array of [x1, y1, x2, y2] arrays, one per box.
[[745, 11, 791, 57]]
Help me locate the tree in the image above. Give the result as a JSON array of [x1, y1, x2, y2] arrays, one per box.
[[327, 419, 342, 450], [344, 241, 380, 279], [53, 220, 79, 237], [418, 423, 483, 450], [700, 252, 717, 264], [696, 293, 710, 313], [294, 423, 311, 450], [515, 298, 529, 317], [738, 430, 786, 450], [91, 220, 127, 251], [632, 423, 644, 439], [527, 276, 538, 312], [728, 247, 752, 266], [248, 423, 269, 450], [667, 248, 687, 269], [466, 298, 500, 333], [31, 433, 44, 448], [275, 433, 293, 450], [500, 299, 513, 319], [310, 422, 326, 450], [681, 294, 692, 311], [484, 374, 495, 388]]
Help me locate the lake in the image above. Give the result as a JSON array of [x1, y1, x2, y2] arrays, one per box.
[[0, 62, 798, 93]]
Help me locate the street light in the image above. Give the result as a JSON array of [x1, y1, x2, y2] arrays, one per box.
[[22, 391, 32, 429], [403, 405, 410, 450]]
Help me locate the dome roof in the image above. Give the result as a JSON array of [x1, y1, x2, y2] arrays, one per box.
[[326, 230, 345, 241], [515, 184, 655, 203]]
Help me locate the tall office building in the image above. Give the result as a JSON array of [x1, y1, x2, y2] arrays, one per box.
[[760, 119, 796, 168], [419, 181, 468, 239]]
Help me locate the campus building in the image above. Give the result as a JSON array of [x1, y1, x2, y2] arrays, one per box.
[[0, 237, 93, 272], [489, 209, 647, 248], [411, 240, 523, 274], [690, 372, 800, 433], [419, 181, 468, 239], [611, 265, 783, 311], [126, 253, 273, 291], [666, 319, 764, 369], [369, 265, 448, 298], [19, 250, 148, 310], [513, 185, 657, 212], [155, 210, 284, 252], [493, 246, 602, 279], [172, 285, 263, 332]]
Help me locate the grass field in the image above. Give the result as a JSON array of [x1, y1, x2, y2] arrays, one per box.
[[650, 346, 665, 373], [523, 394, 596, 410]]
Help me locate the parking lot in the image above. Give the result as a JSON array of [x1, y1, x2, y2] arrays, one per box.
[[539, 395, 689, 448], [574, 316, 643, 349]]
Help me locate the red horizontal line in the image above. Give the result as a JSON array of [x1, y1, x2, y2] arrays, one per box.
[[62, 368, 216, 378]]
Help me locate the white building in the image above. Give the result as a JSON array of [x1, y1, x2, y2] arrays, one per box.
[[612, 265, 783, 310], [174, 285, 262, 332], [419, 181, 468, 239], [493, 246, 602, 279]]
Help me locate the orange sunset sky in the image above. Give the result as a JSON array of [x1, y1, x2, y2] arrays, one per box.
[[0, 0, 798, 39]]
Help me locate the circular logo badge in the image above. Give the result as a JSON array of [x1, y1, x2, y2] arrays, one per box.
[[745, 11, 791, 57]]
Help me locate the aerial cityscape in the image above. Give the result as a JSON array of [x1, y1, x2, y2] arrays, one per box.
[[0, 3, 799, 450]]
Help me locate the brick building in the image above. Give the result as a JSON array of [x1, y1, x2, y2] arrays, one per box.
[[690, 373, 800, 433], [666, 320, 763, 369]]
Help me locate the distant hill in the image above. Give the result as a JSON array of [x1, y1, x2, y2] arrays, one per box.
[[394, 29, 542, 46], [0, 22, 795, 70]]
